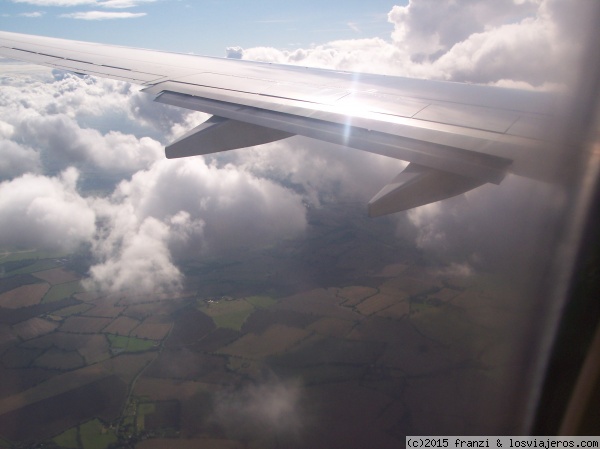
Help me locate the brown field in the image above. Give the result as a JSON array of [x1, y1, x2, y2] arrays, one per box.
[[270, 335, 384, 368], [24, 331, 86, 350], [33, 348, 85, 370], [356, 292, 408, 316], [300, 381, 399, 449], [0, 284, 50, 308], [219, 324, 311, 359], [145, 349, 227, 380], [241, 309, 316, 334], [376, 301, 410, 319], [0, 347, 43, 368], [428, 288, 460, 303], [60, 316, 113, 333], [336, 285, 378, 306], [144, 400, 180, 431], [23, 332, 111, 364], [0, 366, 60, 400], [0, 297, 79, 326], [79, 338, 111, 364], [12, 317, 58, 340], [82, 304, 125, 318], [165, 307, 215, 349], [73, 291, 102, 302], [124, 301, 183, 320], [0, 362, 109, 416], [53, 303, 94, 317], [307, 317, 354, 338], [102, 315, 140, 335], [137, 438, 243, 449], [134, 378, 214, 402], [0, 274, 41, 295], [274, 289, 358, 322], [102, 352, 159, 383], [32, 268, 79, 285], [0, 325, 16, 346], [350, 317, 459, 376], [0, 374, 127, 442], [131, 321, 172, 340], [193, 328, 240, 353]]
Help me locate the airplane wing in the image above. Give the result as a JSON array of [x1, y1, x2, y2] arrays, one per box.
[[0, 31, 565, 216]]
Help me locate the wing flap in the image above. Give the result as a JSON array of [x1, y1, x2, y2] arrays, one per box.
[[166, 116, 294, 158], [368, 163, 485, 217]]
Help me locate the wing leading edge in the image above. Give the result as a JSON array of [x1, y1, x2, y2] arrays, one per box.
[[0, 31, 565, 215]]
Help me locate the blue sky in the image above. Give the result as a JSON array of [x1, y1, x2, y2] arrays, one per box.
[[0, 0, 404, 56]]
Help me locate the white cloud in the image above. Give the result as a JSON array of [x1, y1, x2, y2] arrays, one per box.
[[11, 0, 94, 5], [0, 139, 42, 178], [60, 11, 146, 20], [0, 0, 592, 294], [97, 0, 155, 8], [11, 0, 152, 6], [213, 380, 303, 441], [80, 156, 307, 294], [240, 0, 589, 87], [18, 11, 45, 17], [85, 216, 183, 295], [0, 168, 95, 252]]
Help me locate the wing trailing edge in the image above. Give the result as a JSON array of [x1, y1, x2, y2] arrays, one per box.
[[166, 116, 293, 158], [368, 163, 485, 217]]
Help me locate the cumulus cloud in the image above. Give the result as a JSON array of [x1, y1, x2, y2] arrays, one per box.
[[0, 139, 42, 178], [240, 0, 591, 87], [14, 113, 163, 172], [0, 168, 95, 251], [1, 0, 593, 295], [85, 216, 183, 295], [80, 157, 307, 294], [212, 380, 304, 443], [59, 11, 146, 19]]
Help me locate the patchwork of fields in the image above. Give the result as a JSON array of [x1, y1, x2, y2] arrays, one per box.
[[0, 242, 523, 449]]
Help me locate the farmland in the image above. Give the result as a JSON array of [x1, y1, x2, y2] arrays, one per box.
[[0, 212, 524, 449]]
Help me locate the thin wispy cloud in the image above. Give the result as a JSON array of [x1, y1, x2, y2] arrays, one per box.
[[96, 0, 155, 8], [11, 0, 154, 6], [18, 11, 45, 17], [60, 10, 146, 19], [11, 0, 95, 5], [347, 21, 361, 33]]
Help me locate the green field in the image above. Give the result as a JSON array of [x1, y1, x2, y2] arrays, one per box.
[[107, 334, 157, 352], [199, 298, 255, 331], [136, 402, 156, 431], [79, 419, 117, 449], [42, 281, 86, 303], [3, 259, 63, 276], [245, 295, 277, 308], [0, 249, 68, 263], [53, 427, 78, 448]]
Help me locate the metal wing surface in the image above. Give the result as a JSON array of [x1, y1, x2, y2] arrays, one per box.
[[0, 31, 565, 215]]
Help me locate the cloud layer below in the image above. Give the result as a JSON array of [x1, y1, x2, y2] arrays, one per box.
[[0, 0, 592, 293]]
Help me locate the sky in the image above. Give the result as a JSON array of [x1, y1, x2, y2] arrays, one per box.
[[0, 0, 596, 295], [0, 0, 598, 439], [0, 0, 401, 56]]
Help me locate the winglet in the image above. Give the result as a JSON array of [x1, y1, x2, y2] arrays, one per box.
[[166, 116, 294, 158], [368, 163, 486, 217]]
